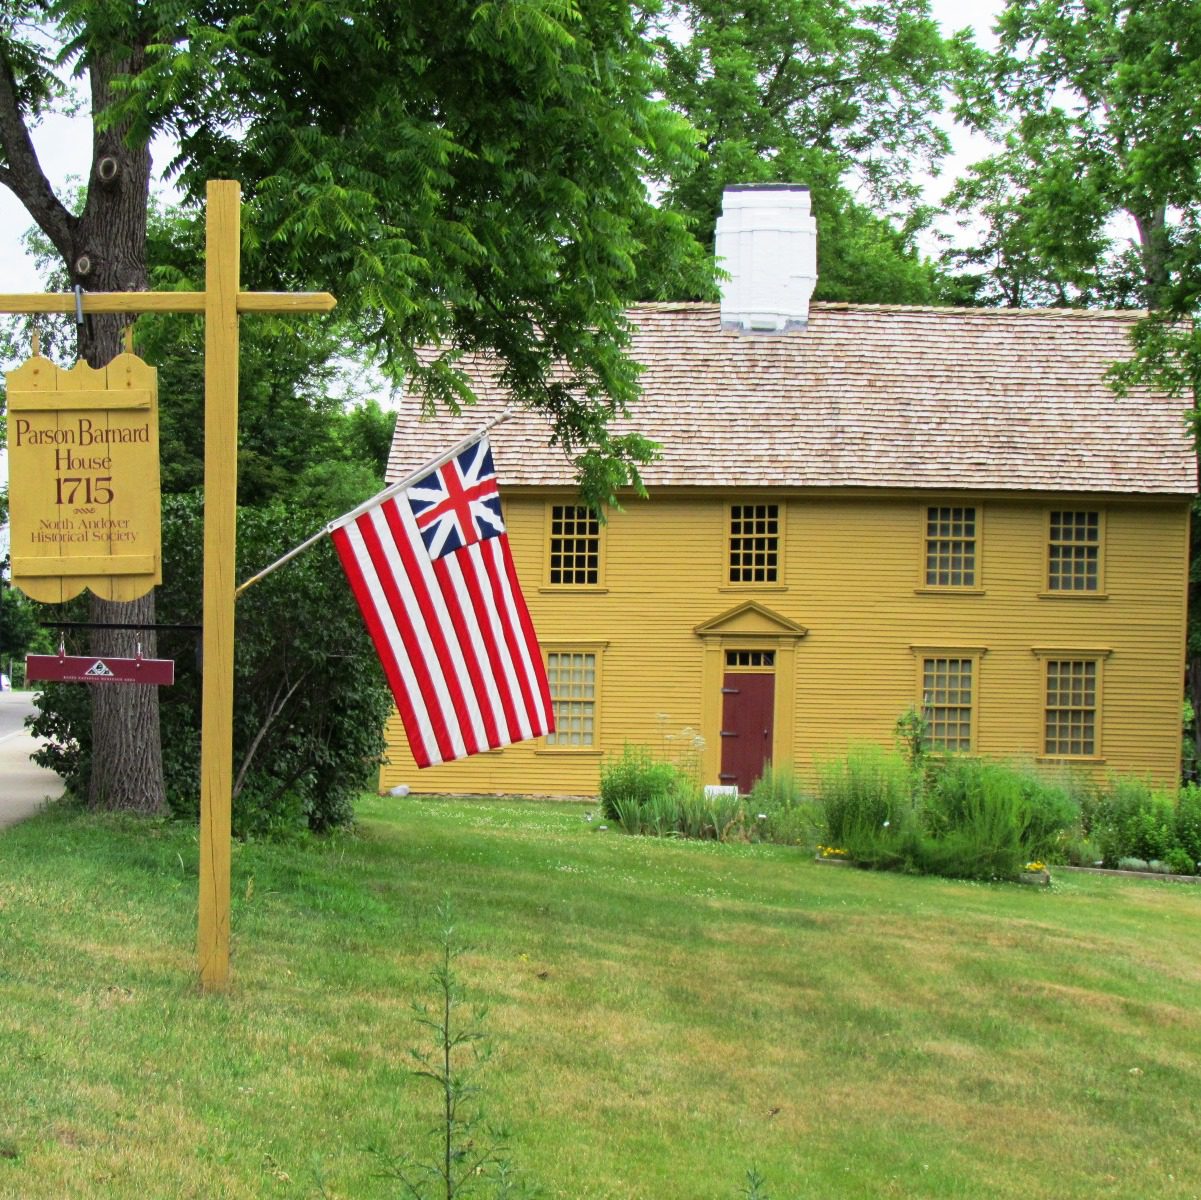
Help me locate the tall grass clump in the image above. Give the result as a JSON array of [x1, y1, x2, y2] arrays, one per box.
[[919, 758, 1031, 880], [1013, 763, 1093, 863], [598, 744, 685, 825], [814, 739, 1083, 881], [816, 745, 919, 868], [747, 763, 815, 845], [598, 741, 808, 843]]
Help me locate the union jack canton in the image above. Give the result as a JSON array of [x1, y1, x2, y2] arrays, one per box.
[[408, 440, 505, 558]]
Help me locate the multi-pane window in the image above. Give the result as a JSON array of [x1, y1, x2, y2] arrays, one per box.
[[729, 503, 780, 583], [726, 650, 775, 669], [549, 505, 600, 585], [925, 506, 976, 587], [545, 652, 596, 747], [1048, 511, 1100, 591], [1044, 660, 1098, 757], [922, 657, 973, 751]]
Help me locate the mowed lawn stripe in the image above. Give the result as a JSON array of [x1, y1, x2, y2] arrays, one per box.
[[0, 795, 1198, 1198]]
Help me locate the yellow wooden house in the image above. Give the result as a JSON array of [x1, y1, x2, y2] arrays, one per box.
[[380, 187, 1195, 796]]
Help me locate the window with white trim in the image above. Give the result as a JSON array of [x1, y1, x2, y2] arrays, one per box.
[[545, 651, 597, 747]]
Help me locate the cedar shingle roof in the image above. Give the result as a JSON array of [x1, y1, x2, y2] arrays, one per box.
[[387, 302, 1197, 495]]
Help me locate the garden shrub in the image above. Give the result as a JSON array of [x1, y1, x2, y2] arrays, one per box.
[[609, 793, 646, 836], [838, 812, 924, 873], [1013, 769, 1081, 862], [1088, 778, 1177, 868], [816, 745, 912, 843], [748, 762, 803, 811], [816, 745, 917, 864], [704, 788, 747, 841], [645, 791, 683, 837], [599, 744, 753, 841], [598, 733, 1198, 876], [1057, 832, 1101, 868], [919, 758, 1029, 879], [812, 749, 1083, 881], [1175, 785, 1201, 867], [1164, 847, 1196, 876], [599, 744, 685, 823], [676, 790, 709, 840], [748, 763, 815, 845]]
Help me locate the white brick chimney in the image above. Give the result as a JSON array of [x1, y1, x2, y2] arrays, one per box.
[[714, 184, 818, 333]]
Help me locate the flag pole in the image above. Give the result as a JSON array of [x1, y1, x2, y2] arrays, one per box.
[[234, 407, 515, 597]]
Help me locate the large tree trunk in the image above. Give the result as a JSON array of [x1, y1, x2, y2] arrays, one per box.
[[2, 30, 167, 813], [75, 50, 165, 814], [1132, 203, 1173, 311]]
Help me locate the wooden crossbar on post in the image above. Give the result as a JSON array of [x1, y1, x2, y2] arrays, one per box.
[[0, 179, 337, 990]]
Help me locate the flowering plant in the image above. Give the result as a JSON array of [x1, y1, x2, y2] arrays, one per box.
[[817, 845, 849, 859], [1024, 861, 1047, 873]]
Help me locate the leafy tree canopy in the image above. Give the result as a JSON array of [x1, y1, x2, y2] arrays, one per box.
[[649, 0, 958, 304], [2, 0, 712, 506], [0, 0, 712, 811], [947, 0, 1201, 328], [946, 0, 1201, 770]]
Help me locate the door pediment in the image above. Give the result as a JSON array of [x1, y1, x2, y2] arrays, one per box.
[[694, 601, 808, 641]]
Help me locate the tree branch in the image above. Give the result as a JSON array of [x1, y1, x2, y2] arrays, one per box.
[[0, 44, 77, 261], [761, 49, 794, 112], [233, 674, 306, 799]]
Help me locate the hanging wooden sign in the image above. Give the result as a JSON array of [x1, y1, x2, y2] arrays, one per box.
[[26, 653, 175, 686], [5, 350, 162, 603]]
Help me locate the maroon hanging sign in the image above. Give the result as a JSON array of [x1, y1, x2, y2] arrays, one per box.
[[26, 653, 175, 686]]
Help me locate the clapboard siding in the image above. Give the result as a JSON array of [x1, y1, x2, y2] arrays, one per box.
[[377, 488, 1189, 795]]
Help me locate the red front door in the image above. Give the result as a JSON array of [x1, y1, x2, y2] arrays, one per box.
[[719, 672, 774, 794]]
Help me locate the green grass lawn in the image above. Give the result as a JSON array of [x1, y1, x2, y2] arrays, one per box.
[[1, 794, 1199, 1199]]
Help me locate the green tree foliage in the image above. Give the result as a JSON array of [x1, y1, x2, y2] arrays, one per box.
[[4, 0, 704, 501], [947, 0, 1201, 314], [948, 0, 1201, 764], [0, 561, 54, 673], [649, 0, 958, 303], [0, 0, 707, 811], [99, 0, 704, 499], [32, 481, 393, 836]]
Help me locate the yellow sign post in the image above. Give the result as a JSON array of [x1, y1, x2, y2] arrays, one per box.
[[6, 349, 161, 602], [0, 180, 336, 989]]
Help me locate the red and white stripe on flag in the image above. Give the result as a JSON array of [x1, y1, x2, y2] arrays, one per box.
[[330, 437, 555, 768]]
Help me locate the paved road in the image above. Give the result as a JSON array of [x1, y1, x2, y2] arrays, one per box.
[[0, 691, 64, 829]]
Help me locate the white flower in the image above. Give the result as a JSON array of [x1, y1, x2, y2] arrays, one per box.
[[882, 820, 890, 828]]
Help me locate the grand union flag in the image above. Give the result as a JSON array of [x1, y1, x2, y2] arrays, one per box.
[[330, 436, 554, 768]]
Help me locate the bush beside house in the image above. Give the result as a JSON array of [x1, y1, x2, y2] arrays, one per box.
[[597, 722, 1201, 882]]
